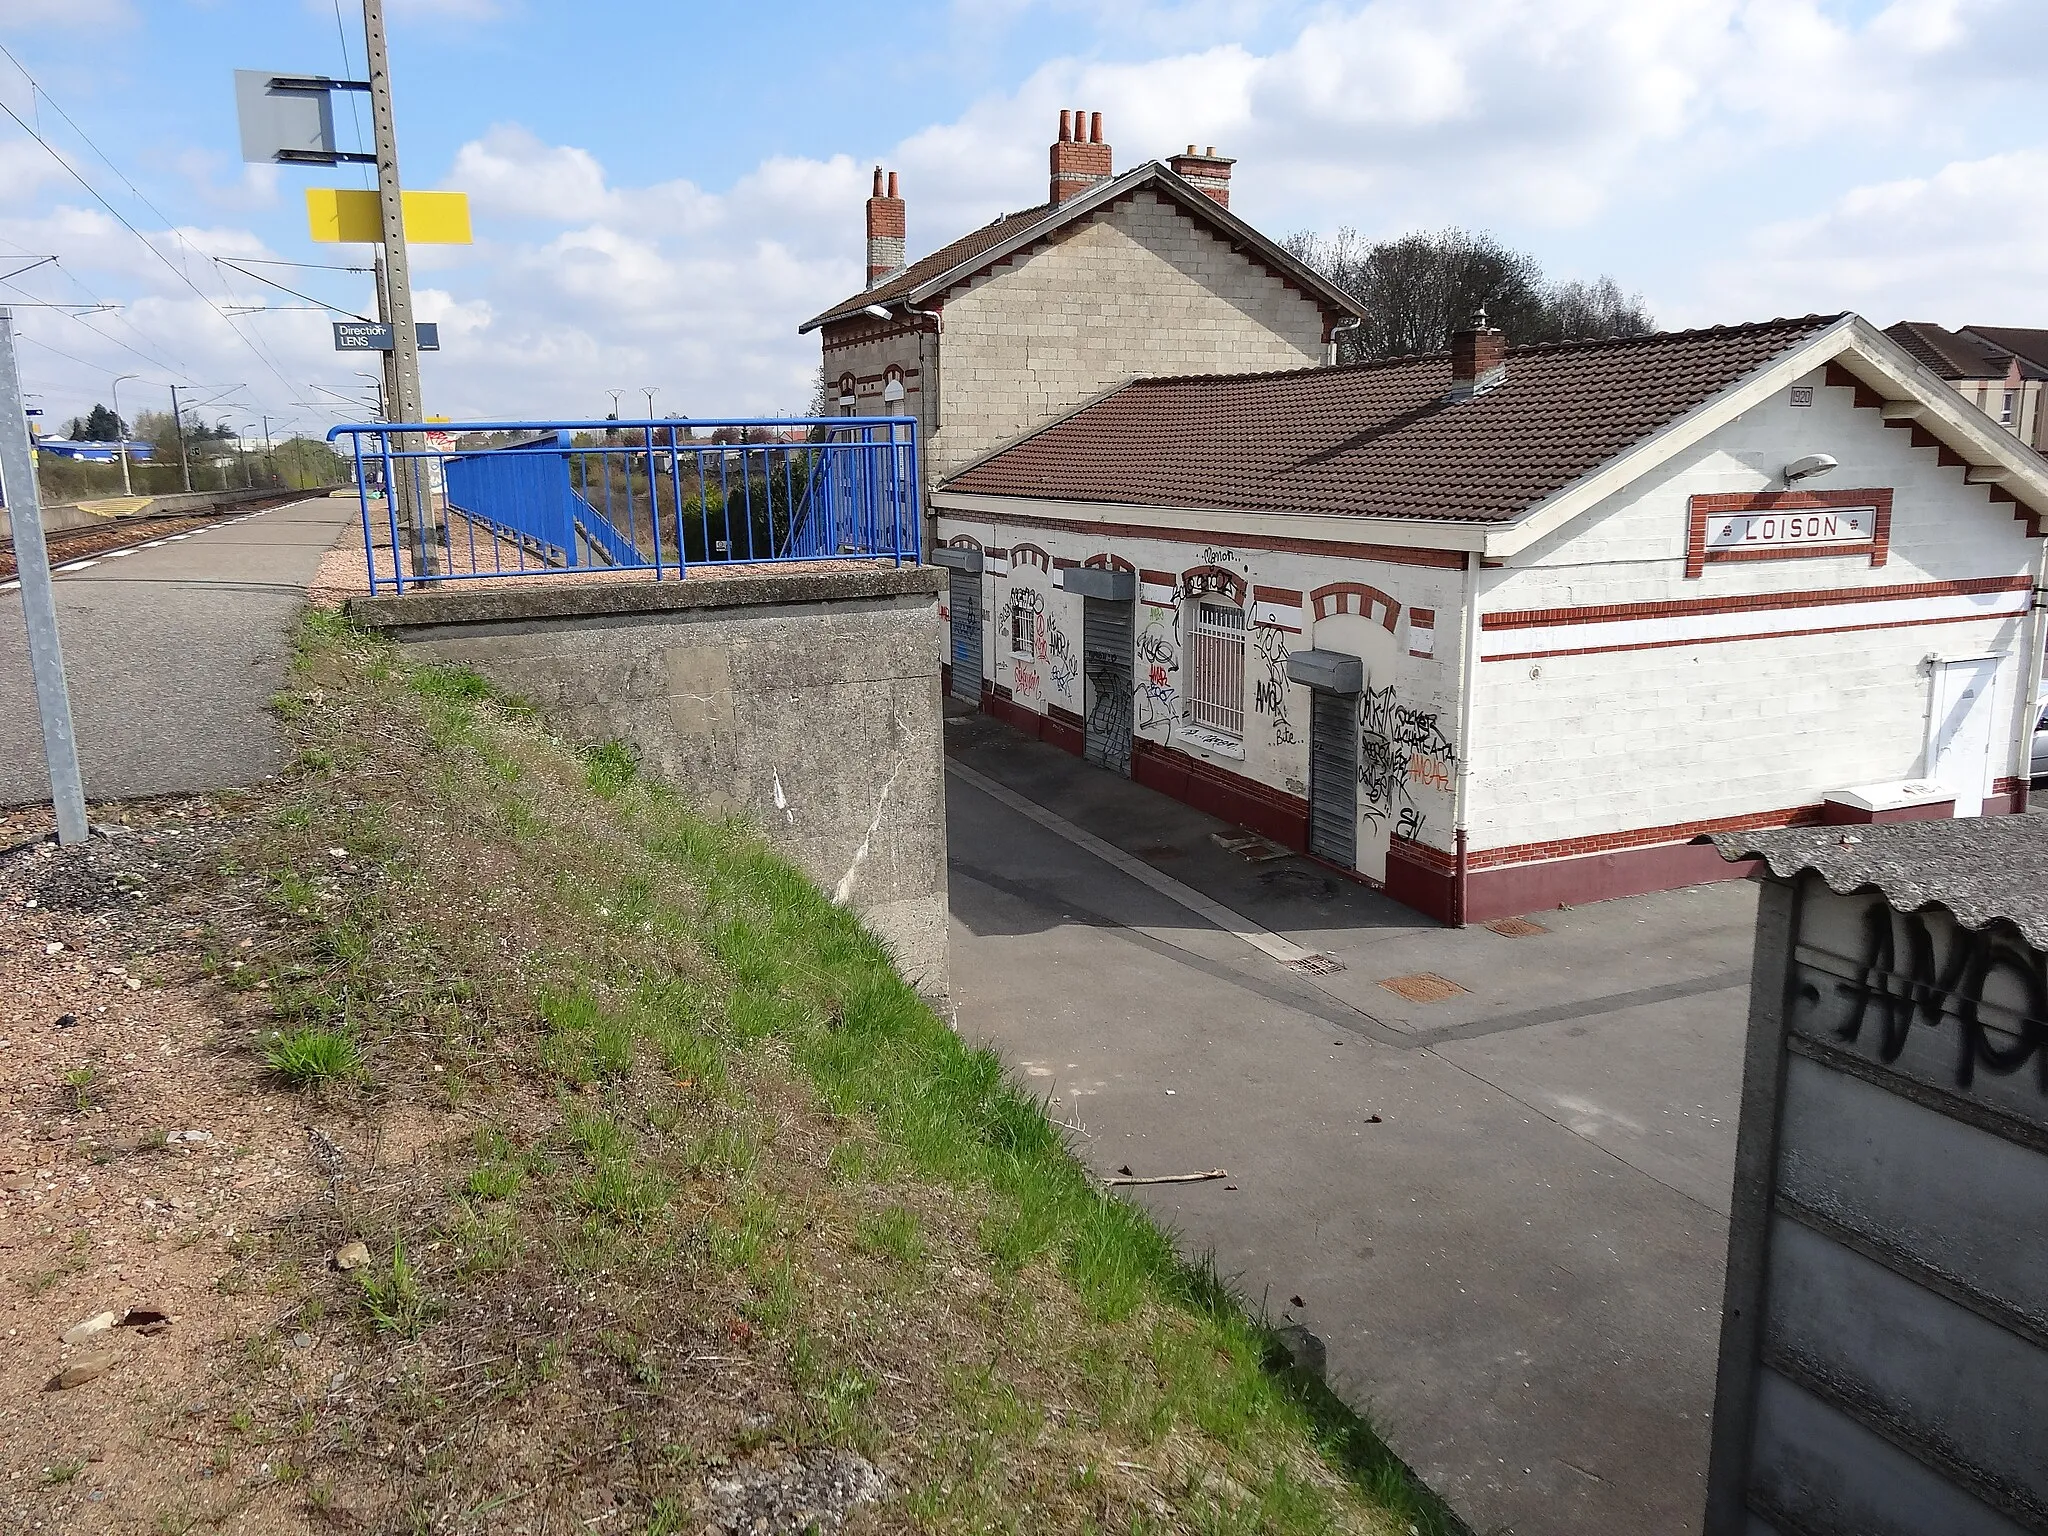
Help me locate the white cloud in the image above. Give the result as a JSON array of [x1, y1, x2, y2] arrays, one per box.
[[1695, 148, 2048, 327]]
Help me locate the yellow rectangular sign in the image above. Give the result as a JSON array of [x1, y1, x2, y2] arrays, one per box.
[[306, 188, 472, 244]]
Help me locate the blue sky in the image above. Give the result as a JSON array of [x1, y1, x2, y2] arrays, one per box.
[[2, 0, 2043, 439]]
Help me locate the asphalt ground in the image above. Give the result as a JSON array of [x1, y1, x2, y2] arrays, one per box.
[[944, 706, 1754, 1536], [0, 495, 357, 810]]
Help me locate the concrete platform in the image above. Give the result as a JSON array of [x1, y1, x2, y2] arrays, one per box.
[[0, 496, 355, 808]]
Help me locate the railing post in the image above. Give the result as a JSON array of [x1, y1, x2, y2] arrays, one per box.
[[377, 429, 406, 594]]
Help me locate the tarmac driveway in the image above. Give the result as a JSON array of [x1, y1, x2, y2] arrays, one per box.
[[943, 707, 1755, 1536]]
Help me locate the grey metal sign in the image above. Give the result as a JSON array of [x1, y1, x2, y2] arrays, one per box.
[[235, 70, 374, 167], [1705, 843, 2048, 1536], [333, 321, 393, 352]]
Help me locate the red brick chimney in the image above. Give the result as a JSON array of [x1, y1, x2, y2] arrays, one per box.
[[865, 167, 904, 289], [1448, 310, 1507, 399], [1167, 144, 1234, 208], [1050, 109, 1112, 205]]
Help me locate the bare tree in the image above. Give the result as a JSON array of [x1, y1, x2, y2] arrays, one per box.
[[1287, 226, 1653, 364]]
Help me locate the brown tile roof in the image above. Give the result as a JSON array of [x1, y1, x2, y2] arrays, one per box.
[[1960, 326, 2048, 380], [1885, 320, 2006, 380], [816, 202, 1055, 326], [800, 161, 1360, 332], [944, 316, 1843, 522]]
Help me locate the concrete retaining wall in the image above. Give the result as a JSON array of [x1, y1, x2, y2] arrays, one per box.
[[350, 566, 951, 996]]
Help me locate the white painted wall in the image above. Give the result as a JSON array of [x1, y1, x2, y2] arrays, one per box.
[[1467, 365, 2039, 852], [933, 512, 1469, 863]]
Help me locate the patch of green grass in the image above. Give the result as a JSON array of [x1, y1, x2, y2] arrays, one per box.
[[584, 739, 637, 799], [263, 1025, 363, 1088], [356, 1238, 427, 1336], [406, 664, 497, 703], [855, 1205, 925, 1266], [62, 1065, 98, 1112], [41, 1459, 86, 1485]]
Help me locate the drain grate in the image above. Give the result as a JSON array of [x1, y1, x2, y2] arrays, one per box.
[[1378, 972, 1467, 1004], [1486, 916, 1550, 938], [1287, 952, 1348, 976]]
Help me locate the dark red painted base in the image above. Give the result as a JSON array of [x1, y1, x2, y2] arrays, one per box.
[[964, 685, 2030, 926], [1131, 738, 1310, 850], [1821, 797, 1956, 825]]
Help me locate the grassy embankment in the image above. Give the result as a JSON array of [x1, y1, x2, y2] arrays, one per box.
[[223, 608, 1460, 1532]]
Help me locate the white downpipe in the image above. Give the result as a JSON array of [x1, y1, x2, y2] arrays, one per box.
[[1451, 550, 1483, 920], [2013, 533, 2048, 808]]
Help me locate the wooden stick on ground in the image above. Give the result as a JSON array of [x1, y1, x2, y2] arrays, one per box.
[[1103, 1169, 1227, 1187]]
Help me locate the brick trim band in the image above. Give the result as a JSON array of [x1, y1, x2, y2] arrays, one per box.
[[1484, 573, 2029, 631], [1310, 581, 1401, 630], [1684, 488, 1892, 578], [941, 509, 1468, 568]]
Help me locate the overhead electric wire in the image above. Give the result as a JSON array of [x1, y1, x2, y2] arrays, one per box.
[[331, 0, 374, 192], [215, 258, 372, 320], [0, 236, 195, 379], [0, 52, 319, 411]]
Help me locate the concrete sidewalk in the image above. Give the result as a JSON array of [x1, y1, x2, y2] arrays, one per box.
[[0, 496, 356, 808], [945, 707, 1755, 1535]]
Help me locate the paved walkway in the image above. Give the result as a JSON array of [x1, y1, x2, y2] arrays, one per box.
[[944, 707, 1754, 1536], [0, 497, 356, 809]]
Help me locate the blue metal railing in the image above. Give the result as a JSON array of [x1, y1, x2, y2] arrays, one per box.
[[328, 416, 921, 595]]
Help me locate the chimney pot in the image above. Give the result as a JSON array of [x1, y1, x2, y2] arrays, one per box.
[[1167, 143, 1235, 208], [1049, 109, 1112, 204], [886, 170, 897, 197], [871, 165, 883, 196]]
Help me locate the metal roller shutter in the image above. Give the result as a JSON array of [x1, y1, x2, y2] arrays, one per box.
[[949, 569, 982, 704], [1082, 596, 1134, 775], [1307, 688, 1358, 867]]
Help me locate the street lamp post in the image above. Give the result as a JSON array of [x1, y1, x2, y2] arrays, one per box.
[[110, 373, 139, 495], [642, 386, 659, 419]]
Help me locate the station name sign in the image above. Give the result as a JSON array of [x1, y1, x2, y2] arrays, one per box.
[[1704, 506, 1877, 551]]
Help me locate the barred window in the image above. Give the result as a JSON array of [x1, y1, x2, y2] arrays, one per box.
[[1011, 601, 1034, 656], [1186, 600, 1246, 739]]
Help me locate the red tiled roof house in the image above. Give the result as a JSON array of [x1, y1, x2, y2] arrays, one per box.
[[930, 315, 2048, 923]]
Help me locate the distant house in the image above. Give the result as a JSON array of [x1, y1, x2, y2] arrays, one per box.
[[1885, 321, 2047, 451], [798, 111, 1360, 490], [930, 314, 2048, 924]]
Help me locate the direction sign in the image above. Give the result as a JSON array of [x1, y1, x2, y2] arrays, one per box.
[[333, 321, 393, 352], [332, 321, 440, 352]]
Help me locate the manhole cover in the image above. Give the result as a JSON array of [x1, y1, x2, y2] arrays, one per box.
[[1287, 952, 1347, 976], [1486, 916, 1550, 937], [1378, 972, 1467, 1003]]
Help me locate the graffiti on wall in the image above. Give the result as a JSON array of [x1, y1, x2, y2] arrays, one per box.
[[999, 585, 1077, 702], [1359, 685, 1457, 839], [1044, 613, 1077, 699], [1251, 625, 1297, 746], [1818, 898, 2048, 1095], [1135, 609, 1181, 734]]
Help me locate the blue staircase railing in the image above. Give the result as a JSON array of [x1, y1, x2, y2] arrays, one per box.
[[330, 417, 920, 595]]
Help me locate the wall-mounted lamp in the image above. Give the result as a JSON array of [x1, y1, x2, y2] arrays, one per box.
[[1783, 452, 1838, 484], [860, 303, 892, 321]]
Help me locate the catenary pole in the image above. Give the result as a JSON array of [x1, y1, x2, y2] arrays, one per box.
[[0, 310, 88, 844], [168, 382, 192, 491], [362, 0, 434, 577]]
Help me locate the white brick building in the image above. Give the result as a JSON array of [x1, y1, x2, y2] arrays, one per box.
[[931, 315, 2048, 924], [799, 111, 1358, 490]]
